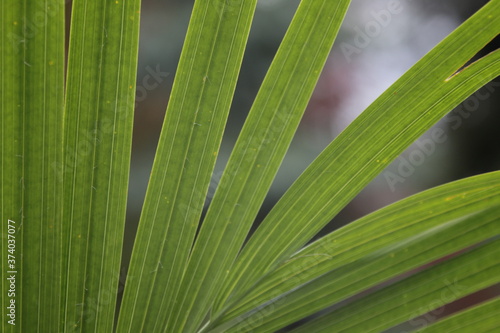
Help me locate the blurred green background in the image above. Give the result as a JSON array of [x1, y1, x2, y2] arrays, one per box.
[[127, 0, 499, 237]]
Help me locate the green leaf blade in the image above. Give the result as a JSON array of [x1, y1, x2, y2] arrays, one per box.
[[1, 3, 25, 331], [117, 1, 258, 331], [290, 238, 500, 333], [1, 1, 65, 332], [61, 0, 141, 331]]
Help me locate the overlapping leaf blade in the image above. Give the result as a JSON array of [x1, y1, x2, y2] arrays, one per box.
[[170, 1, 351, 331], [1, 1, 65, 332], [212, 171, 500, 324], [290, 237, 500, 333], [415, 297, 500, 333], [117, 1, 258, 331], [61, 0, 141, 331], [210, 207, 500, 332], [216, 0, 500, 314]]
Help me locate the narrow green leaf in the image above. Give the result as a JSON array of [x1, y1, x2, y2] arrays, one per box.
[[219, 0, 500, 311], [117, 1, 258, 331], [172, 1, 351, 331], [1, 2, 25, 331], [290, 238, 500, 333], [415, 297, 500, 333], [213, 172, 500, 323], [1, 0, 65, 332], [213, 209, 500, 332], [61, 0, 140, 331]]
